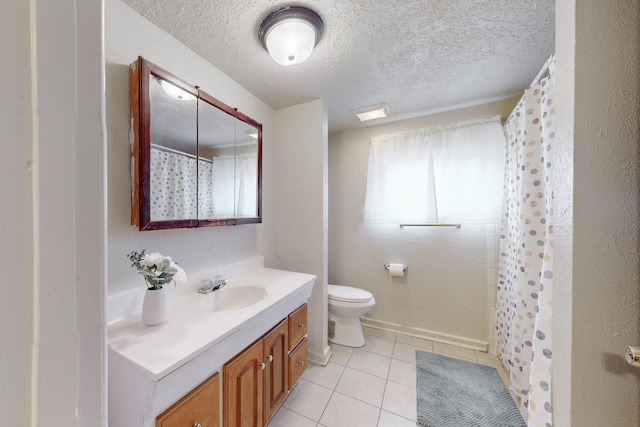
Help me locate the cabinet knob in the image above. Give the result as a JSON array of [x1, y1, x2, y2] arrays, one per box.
[[268, 354, 274, 362], [298, 360, 304, 366], [298, 322, 304, 329], [260, 362, 266, 370], [193, 423, 202, 427]]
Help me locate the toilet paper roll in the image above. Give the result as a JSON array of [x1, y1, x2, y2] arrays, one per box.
[[388, 263, 405, 278]]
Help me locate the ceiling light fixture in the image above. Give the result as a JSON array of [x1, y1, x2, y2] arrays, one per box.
[[353, 103, 391, 122], [160, 79, 195, 101], [258, 6, 323, 66]]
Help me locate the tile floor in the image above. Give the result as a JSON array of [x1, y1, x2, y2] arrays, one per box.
[[266, 327, 513, 427]]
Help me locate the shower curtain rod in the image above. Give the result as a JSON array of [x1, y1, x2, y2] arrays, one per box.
[[505, 54, 555, 125], [529, 54, 555, 88], [399, 223, 461, 228], [150, 143, 212, 163]]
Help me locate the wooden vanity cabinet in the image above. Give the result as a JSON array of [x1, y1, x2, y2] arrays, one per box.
[[263, 319, 289, 423], [156, 373, 220, 427], [221, 303, 308, 427], [288, 304, 307, 349], [223, 339, 264, 427], [287, 304, 308, 390]]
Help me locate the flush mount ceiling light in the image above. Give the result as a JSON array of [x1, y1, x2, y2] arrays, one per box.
[[258, 6, 323, 66], [159, 79, 195, 101], [353, 103, 391, 122]]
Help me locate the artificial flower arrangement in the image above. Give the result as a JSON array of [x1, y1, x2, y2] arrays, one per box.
[[127, 250, 187, 290]]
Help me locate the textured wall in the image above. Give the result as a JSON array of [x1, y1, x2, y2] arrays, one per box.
[[554, 0, 640, 425], [328, 99, 517, 348], [1, 0, 34, 425], [271, 99, 330, 365], [106, 0, 275, 295]]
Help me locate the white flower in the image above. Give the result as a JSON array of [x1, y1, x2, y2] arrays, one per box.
[[172, 264, 187, 284], [142, 252, 165, 269], [128, 250, 188, 289]]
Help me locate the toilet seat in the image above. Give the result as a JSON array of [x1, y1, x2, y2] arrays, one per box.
[[328, 284, 372, 303]]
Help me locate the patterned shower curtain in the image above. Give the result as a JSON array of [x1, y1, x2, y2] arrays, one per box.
[[496, 56, 555, 426], [150, 147, 199, 220]]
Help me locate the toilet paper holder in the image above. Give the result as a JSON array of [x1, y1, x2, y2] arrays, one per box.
[[384, 263, 408, 272], [626, 345, 640, 367]]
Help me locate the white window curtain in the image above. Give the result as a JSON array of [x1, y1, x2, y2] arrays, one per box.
[[364, 117, 505, 224], [364, 129, 437, 223], [431, 119, 506, 223], [235, 152, 258, 218], [210, 152, 258, 218], [210, 155, 235, 218]]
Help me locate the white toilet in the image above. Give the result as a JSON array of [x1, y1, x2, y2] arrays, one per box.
[[328, 284, 376, 347]]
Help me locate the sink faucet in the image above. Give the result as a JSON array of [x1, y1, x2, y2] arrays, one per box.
[[198, 276, 228, 294]]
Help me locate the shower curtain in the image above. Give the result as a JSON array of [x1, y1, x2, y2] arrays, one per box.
[[496, 56, 555, 426], [150, 147, 199, 220]]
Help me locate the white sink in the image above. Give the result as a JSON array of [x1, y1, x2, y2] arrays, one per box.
[[200, 285, 266, 311]]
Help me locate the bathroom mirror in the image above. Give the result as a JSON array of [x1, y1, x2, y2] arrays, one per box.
[[130, 57, 262, 230]]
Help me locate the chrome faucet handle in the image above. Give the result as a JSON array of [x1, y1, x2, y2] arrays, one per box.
[[198, 279, 214, 294], [198, 277, 228, 294]]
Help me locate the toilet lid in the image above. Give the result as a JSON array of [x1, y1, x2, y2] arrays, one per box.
[[328, 285, 372, 303]]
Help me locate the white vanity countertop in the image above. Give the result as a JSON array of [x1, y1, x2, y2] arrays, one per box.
[[108, 267, 315, 381]]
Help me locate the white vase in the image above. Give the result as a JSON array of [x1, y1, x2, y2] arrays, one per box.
[[142, 288, 167, 326]]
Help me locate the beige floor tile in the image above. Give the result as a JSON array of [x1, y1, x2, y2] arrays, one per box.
[[387, 358, 416, 387], [329, 344, 354, 366], [282, 379, 332, 422], [266, 407, 317, 427], [347, 349, 392, 379], [361, 335, 395, 358], [377, 410, 416, 427], [391, 342, 425, 364], [432, 341, 476, 362], [335, 367, 387, 407], [381, 381, 416, 421], [303, 361, 345, 390], [362, 326, 397, 341], [319, 392, 380, 427], [395, 334, 433, 351]]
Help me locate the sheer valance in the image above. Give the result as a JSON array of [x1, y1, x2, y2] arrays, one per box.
[[364, 117, 506, 224]]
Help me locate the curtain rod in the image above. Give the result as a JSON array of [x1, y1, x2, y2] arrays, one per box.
[[399, 224, 461, 229], [150, 143, 212, 163], [529, 54, 555, 88]]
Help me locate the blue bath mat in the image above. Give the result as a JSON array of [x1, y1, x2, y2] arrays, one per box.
[[415, 351, 525, 427]]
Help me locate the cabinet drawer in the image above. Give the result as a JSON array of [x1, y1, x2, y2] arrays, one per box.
[[288, 338, 308, 390], [288, 304, 307, 351], [157, 373, 220, 427]]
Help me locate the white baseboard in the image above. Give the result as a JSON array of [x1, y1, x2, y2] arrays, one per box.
[[361, 317, 488, 352], [308, 343, 332, 366]]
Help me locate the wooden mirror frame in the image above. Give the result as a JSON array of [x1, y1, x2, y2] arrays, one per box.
[[130, 57, 262, 231]]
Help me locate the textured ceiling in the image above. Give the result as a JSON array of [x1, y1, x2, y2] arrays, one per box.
[[122, 0, 555, 133]]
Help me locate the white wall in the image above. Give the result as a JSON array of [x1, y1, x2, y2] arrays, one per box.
[[328, 99, 517, 348], [1, 0, 34, 425], [6, 0, 639, 424], [2, 0, 107, 425], [271, 99, 330, 365], [554, 0, 640, 425], [105, 0, 276, 298]]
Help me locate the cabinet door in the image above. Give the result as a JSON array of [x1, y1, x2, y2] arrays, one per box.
[[288, 338, 308, 391], [223, 339, 264, 427], [263, 319, 289, 423], [156, 373, 220, 427], [288, 304, 307, 351]]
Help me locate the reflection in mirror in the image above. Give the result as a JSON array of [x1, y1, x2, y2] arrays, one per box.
[[149, 76, 198, 221], [197, 97, 235, 220], [234, 121, 259, 219], [130, 57, 262, 231]]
